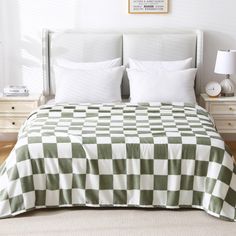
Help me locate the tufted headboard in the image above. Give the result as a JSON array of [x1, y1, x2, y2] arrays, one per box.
[[42, 29, 203, 98]]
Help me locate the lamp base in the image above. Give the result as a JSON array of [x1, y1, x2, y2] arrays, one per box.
[[220, 78, 235, 97]]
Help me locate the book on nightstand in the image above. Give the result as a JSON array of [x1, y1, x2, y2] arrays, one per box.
[[3, 85, 29, 96]]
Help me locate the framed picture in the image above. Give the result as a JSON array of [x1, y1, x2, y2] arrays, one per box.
[[129, 0, 169, 14]]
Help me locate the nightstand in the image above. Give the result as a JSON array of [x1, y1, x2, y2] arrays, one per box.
[[199, 93, 236, 133], [0, 94, 42, 133]]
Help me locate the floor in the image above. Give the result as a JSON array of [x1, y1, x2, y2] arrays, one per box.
[[0, 141, 235, 235], [0, 208, 236, 236], [226, 141, 236, 162], [0, 141, 16, 165]]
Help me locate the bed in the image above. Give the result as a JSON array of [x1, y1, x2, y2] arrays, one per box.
[[0, 30, 235, 221]]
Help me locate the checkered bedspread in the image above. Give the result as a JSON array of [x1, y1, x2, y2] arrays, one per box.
[[0, 103, 235, 221]]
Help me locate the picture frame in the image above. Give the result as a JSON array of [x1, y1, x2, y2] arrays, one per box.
[[128, 0, 169, 14]]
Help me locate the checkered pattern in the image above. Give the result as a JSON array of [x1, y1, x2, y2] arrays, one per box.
[[0, 103, 235, 221]]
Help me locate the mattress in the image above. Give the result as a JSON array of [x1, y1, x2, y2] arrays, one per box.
[[0, 102, 235, 221]]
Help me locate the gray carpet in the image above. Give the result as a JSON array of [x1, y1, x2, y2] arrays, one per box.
[[0, 208, 235, 236]]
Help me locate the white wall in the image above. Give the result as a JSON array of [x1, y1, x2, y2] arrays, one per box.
[[0, 0, 236, 94]]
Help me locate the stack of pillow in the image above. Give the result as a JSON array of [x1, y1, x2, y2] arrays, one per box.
[[127, 58, 197, 104], [54, 57, 197, 104], [54, 58, 124, 104]]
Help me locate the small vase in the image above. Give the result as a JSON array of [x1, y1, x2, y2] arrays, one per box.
[[220, 78, 235, 97]]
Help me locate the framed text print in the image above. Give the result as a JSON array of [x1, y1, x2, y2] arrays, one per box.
[[129, 0, 169, 14]]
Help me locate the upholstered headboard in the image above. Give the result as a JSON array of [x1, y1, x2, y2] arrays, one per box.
[[42, 29, 203, 98]]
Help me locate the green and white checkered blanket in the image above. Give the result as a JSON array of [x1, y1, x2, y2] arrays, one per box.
[[0, 103, 235, 221]]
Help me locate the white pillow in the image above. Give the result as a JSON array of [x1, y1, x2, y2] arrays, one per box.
[[127, 68, 197, 104], [54, 66, 125, 103], [129, 58, 192, 71], [55, 58, 121, 70]]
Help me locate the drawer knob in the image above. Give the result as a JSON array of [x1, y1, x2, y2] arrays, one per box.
[[12, 122, 15, 126], [229, 107, 233, 111], [11, 106, 15, 110], [228, 122, 232, 126]]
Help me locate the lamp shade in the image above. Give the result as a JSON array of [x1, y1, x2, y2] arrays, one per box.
[[214, 50, 236, 75]]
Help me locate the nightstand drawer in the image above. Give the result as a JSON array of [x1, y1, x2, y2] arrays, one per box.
[[0, 94, 42, 133], [210, 103, 236, 115], [214, 118, 236, 131], [0, 101, 37, 114], [200, 94, 236, 134], [0, 117, 27, 130]]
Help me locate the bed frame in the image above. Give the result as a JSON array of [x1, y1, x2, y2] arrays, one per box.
[[42, 29, 203, 99]]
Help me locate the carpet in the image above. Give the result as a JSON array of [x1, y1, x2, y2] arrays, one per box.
[[0, 208, 235, 236]]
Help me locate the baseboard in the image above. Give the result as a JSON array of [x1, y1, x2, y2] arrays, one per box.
[[221, 134, 236, 141], [0, 133, 17, 141]]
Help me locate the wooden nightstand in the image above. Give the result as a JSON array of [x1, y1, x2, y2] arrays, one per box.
[[199, 93, 236, 134], [0, 94, 42, 133]]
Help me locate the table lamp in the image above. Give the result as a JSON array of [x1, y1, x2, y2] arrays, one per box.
[[214, 50, 236, 97]]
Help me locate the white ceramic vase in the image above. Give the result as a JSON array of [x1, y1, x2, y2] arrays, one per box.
[[220, 78, 235, 97]]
